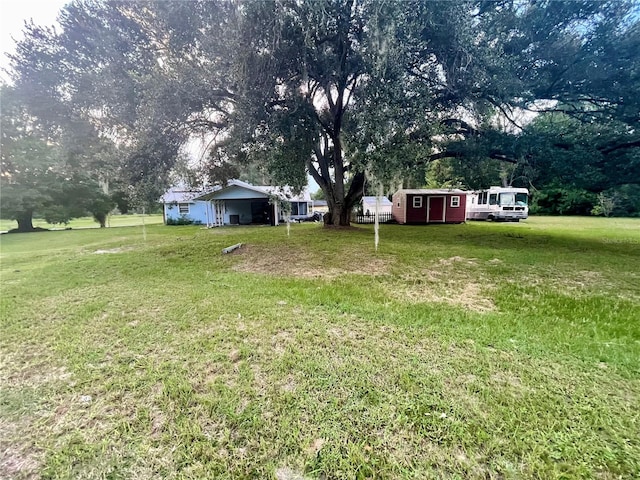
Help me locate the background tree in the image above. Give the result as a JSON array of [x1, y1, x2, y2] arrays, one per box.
[[1, 84, 116, 231], [1, 84, 61, 231], [0, 136, 64, 231]]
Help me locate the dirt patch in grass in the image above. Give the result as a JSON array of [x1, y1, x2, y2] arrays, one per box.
[[513, 268, 605, 291], [275, 466, 310, 480], [0, 443, 40, 480], [0, 349, 76, 479], [387, 257, 497, 313], [3, 363, 72, 389], [92, 247, 133, 254], [231, 244, 390, 278], [508, 266, 640, 302]]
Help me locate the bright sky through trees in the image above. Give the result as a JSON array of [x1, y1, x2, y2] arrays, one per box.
[[0, 0, 67, 82]]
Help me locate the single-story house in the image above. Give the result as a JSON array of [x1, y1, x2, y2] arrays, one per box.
[[161, 180, 313, 226], [392, 189, 467, 224], [312, 199, 329, 214]]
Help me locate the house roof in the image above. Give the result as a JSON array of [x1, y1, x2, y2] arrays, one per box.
[[362, 196, 393, 207], [160, 186, 220, 203], [162, 180, 312, 203], [396, 189, 466, 195], [257, 185, 312, 202]]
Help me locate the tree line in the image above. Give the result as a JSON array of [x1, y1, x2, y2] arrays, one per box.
[[2, 0, 638, 231]]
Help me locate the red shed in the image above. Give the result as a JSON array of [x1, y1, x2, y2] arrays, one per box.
[[392, 189, 467, 224]]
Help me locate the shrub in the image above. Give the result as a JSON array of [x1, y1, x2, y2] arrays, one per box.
[[167, 216, 195, 225]]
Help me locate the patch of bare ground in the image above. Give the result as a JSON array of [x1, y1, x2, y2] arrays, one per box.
[[0, 352, 75, 480], [509, 267, 640, 302], [231, 244, 390, 278], [92, 246, 134, 254], [2, 345, 161, 478], [0, 443, 40, 480], [0, 416, 42, 480], [2, 363, 72, 389], [512, 268, 605, 290], [489, 371, 534, 397], [275, 466, 310, 480], [387, 257, 497, 313]]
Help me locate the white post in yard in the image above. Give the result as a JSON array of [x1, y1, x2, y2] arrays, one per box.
[[374, 183, 382, 252], [142, 206, 147, 241], [286, 202, 291, 237]]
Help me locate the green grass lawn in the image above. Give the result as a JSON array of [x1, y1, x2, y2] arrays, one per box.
[[1, 216, 638, 479], [0, 214, 164, 232]]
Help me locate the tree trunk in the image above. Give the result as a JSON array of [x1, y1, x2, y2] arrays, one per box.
[[321, 171, 366, 227], [94, 212, 107, 228], [15, 211, 35, 232], [324, 201, 352, 226]]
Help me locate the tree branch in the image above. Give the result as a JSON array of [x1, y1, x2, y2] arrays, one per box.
[[598, 139, 640, 155], [427, 150, 519, 164], [306, 157, 327, 191], [344, 170, 366, 209], [440, 118, 480, 136]]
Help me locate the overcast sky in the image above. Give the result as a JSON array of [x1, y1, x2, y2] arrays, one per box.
[[1, 0, 68, 82]]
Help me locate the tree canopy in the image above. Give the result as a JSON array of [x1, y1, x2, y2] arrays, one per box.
[[7, 0, 640, 225], [1, 84, 116, 231]]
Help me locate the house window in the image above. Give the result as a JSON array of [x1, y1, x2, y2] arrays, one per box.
[[290, 202, 308, 216], [450, 196, 460, 208], [412, 196, 423, 208], [178, 203, 190, 214]]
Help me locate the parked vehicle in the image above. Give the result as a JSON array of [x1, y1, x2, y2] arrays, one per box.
[[466, 187, 529, 222]]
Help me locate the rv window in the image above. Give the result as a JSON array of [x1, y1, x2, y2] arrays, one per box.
[[450, 196, 460, 207], [412, 196, 423, 208], [479, 192, 487, 204], [499, 193, 515, 206], [489, 194, 498, 205], [516, 193, 528, 205], [178, 203, 190, 214]]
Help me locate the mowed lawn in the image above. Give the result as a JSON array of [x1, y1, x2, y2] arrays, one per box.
[[0, 214, 164, 233], [1, 217, 638, 479]]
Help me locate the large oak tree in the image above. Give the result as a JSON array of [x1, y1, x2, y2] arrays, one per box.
[[8, 0, 639, 225]]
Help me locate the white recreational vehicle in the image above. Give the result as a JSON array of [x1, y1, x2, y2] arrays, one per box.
[[466, 186, 529, 222]]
